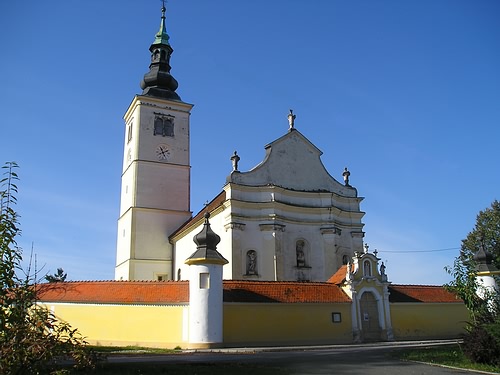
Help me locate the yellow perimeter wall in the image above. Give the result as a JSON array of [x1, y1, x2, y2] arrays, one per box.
[[223, 303, 353, 345], [391, 303, 469, 340], [45, 303, 188, 348], [43, 301, 469, 348]]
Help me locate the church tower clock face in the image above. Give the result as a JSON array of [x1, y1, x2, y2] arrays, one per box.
[[156, 144, 171, 161]]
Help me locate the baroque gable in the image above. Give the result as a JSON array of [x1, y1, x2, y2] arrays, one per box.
[[227, 130, 357, 197]]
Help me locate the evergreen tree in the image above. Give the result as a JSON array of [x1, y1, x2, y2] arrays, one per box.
[[45, 268, 67, 283]]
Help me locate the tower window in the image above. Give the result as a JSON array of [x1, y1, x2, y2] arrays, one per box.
[[153, 116, 174, 137], [127, 122, 133, 143]]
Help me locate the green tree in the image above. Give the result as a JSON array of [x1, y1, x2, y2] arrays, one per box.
[[446, 200, 500, 366], [461, 200, 500, 270], [0, 162, 96, 374], [45, 268, 67, 283]]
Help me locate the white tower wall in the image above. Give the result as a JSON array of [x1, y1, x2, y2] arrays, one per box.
[[188, 263, 224, 347], [115, 95, 193, 281]]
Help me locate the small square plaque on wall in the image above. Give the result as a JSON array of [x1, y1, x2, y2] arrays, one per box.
[[332, 312, 342, 323]]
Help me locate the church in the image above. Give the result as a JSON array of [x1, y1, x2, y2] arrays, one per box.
[[114, 5, 365, 284], [39, 5, 472, 349]]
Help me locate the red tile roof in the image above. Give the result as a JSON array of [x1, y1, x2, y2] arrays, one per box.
[[223, 280, 351, 303], [327, 265, 348, 285], [388, 285, 462, 303], [37, 281, 460, 305], [38, 281, 189, 304], [38, 280, 351, 304]]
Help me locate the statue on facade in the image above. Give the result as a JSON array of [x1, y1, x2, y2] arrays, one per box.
[[342, 167, 351, 186], [246, 250, 257, 275], [230, 151, 240, 172], [288, 109, 296, 130]]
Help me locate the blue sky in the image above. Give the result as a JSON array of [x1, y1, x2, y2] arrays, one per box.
[[1, 1, 498, 285]]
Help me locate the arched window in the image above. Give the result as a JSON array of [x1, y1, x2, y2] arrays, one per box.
[[246, 250, 257, 275], [363, 260, 372, 277], [154, 117, 163, 135], [153, 116, 175, 137], [164, 118, 174, 136], [127, 121, 133, 143]]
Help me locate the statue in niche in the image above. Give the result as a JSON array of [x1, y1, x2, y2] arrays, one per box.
[[246, 250, 257, 275], [363, 260, 372, 277], [296, 240, 306, 267]]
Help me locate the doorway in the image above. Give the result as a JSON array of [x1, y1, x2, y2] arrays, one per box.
[[359, 291, 381, 342]]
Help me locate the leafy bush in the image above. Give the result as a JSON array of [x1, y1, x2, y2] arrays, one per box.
[[0, 162, 96, 374], [461, 321, 500, 366]]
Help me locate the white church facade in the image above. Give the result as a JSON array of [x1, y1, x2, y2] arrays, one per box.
[[114, 5, 365, 283]]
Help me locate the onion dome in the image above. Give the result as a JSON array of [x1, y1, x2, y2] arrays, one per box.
[[185, 212, 228, 265], [474, 243, 498, 273], [140, 4, 181, 100]]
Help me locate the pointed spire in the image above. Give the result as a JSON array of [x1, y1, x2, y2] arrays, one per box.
[[153, 2, 170, 45], [140, 3, 181, 101]]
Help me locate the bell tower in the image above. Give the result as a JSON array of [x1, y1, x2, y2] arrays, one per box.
[[115, 5, 192, 281]]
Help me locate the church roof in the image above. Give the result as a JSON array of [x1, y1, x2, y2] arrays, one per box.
[[170, 190, 226, 240], [327, 264, 350, 284]]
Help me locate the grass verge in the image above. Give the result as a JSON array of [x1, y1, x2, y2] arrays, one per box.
[[399, 343, 500, 373]]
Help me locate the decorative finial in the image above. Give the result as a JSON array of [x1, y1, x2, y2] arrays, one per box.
[[373, 249, 378, 257], [287, 109, 296, 131], [230, 151, 240, 172], [364, 243, 369, 254], [154, 0, 170, 45], [342, 167, 350, 186]]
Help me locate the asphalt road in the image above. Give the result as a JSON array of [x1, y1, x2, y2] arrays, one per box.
[[107, 342, 479, 374]]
